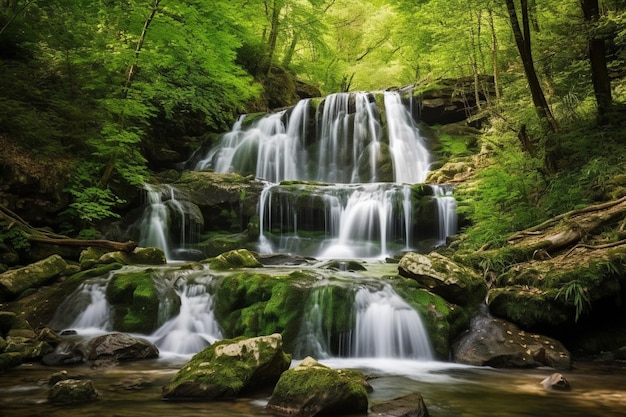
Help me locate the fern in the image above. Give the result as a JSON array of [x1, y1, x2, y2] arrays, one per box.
[[555, 280, 591, 322]]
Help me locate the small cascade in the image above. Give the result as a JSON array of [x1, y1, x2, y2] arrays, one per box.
[[50, 276, 112, 334], [138, 184, 199, 261], [433, 185, 458, 246], [348, 285, 433, 359], [293, 282, 433, 360], [151, 282, 223, 355]]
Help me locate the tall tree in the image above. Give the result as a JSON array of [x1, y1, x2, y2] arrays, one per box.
[[504, 0, 559, 133], [580, 0, 613, 124]]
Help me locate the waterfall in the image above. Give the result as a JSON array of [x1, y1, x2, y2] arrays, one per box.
[[192, 90, 456, 258], [138, 184, 200, 261], [384, 91, 430, 184], [50, 275, 113, 334], [151, 282, 223, 355], [433, 185, 458, 246], [293, 282, 433, 360], [349, 285, 433, 359]]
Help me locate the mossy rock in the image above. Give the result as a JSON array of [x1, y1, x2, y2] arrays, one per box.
[[395, 278, 469, 360], [398, 252, 487, 306], [106, 269, 160, 333], [214, 271, 314, 352], [162, 333, 291, 401], [266, 357, 369, 417], [0, 254, 68, 300], [198, 233, 252, 258], [487, 286, 569, 329], [0, 351, 24, 371], [48, 379, 99, 403], [99, 247, 166, 266], [210, 249, 263, 271]]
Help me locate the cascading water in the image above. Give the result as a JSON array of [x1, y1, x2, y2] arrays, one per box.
[[198, 90, 456, 258], [293, 281, 433, 360], [49, 268, 223, 357], [433, 185, 458, 246], [137, 184, 200, 261]]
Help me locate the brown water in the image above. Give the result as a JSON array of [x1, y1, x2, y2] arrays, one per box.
[[1, 357, 625, 417]]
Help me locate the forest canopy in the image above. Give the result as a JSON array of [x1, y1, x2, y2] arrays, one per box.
[[1, 0, 625, 241]]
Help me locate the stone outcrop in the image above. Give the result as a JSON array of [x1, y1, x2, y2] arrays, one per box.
[[266, 357, 370, 417], [398, 252, 487, 306], [162, 333, 291, 401], [452, 314, 571, 369], [0, 311, 60, 371]]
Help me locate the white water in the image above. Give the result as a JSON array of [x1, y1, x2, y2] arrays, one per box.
[[150, 283, 223, 355], [384, 91, 430, 184], [293, 282, 433, 360], [349, 285, 434, 359], [144, 91, 456, 259], [433, 185, 458, 245]]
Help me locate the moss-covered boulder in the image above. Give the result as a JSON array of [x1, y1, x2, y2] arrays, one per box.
[[210, 249, 263, 270], [214, 271, 314, 352], [452, 315, 571, 369], [398, 252, 487, 306], [161, 333, 291, 401], [0, 254, 68, 300], [105, 269, 160, 333], [266, 356, 370, 417], [488, 251, 626, 330], [98, 247, 166, 266]]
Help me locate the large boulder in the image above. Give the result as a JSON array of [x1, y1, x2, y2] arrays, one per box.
[[162, 333, 291, 400], [452, 315, 571, 369], [82, 333, 159, 365], [266, 357, 370, 417], [0, 254, 68, 300], [398, 252, 487, 306], [105, 269, 161, 333]]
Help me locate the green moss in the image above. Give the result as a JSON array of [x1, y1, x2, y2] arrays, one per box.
[[214, 272, 313, 351], [106, 269, 160, 333], [209, 249, 263, 271]]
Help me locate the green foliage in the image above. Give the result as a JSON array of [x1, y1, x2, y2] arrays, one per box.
[[555, 280, 591, 322], [0, 227, 30, 251]]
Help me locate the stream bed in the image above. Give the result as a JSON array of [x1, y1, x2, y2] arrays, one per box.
[[1, 356, 625, 417]]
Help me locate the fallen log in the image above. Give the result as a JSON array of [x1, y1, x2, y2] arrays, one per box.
[[28, 237, 138, 252]]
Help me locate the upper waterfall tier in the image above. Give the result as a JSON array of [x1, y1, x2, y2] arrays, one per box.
[[194, 91, 430, 184]]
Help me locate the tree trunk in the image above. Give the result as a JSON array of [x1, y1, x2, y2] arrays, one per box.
[[504, 0, 559, 133], [266, 0, 283, 75], [28, 237, 138, 252], [580, 0, 613, 124]]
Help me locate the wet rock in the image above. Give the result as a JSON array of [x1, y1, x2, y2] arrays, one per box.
[[257, 253, 314, 266], [0, 254, 68, 300], [370, 392, 430, 417], [266, 356, 370, 417], [48, 370, 86, 386], [398, 252, 487, 306], [162, 333, 291, 401], [84, 333, 159, 364], [452, 315, 571, 369], [42, 340, 85, 366], [209, 248, 263, 270], [48, 379, 99, 403], [541, 373, 571, 391]]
